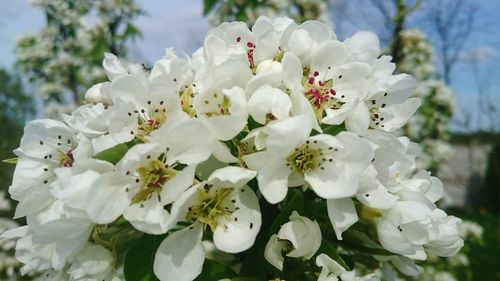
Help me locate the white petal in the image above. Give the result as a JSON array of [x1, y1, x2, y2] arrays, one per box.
[[345, 102, 370, 135], [311, 40, 347, 75], [150, 118, 214, 165], [203, 115, 247, 141], [85, 82, 112, 104], [264, 234, 285, 271], [271, 88, 292, 120], [168, 184, 201, 226], [344, 31, 380, 64], [160, 165, 196, 205], [316, 253, 346, 278], [154, 224, 205, 281], [381, 98, 421, 131], [223, 86, 248, 117], [265, 115, 312, 156], [327, 198, 358, 240], [103, 53, 128, 80], [242, 151, 271, 171], [391, 256, 423, 277], [212, 141, 239, 163], [377, 219, 420, 257], [123, 196, 171, 235], [305, 163, 359, 199], [116, 143, 163, 174], [281, 52, 303, 90], [87, 172, 134, 224], [19, 119, 73, 159], [322, 99, 357, 125], [213, 187, 261, 253], [257, 158, 291, 204], [207, 166, 257, 188], [110, 74, 147, 107], [356, 181, 398, 210], [248, 85, 273, 124]]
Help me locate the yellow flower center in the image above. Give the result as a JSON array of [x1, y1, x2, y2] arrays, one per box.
[[133, 159, 177, 203], [186, 187, 233, 231], [287, 141, 323, 174]]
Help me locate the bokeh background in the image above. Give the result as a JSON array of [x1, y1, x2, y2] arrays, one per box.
[[0, 0, 498, 280]]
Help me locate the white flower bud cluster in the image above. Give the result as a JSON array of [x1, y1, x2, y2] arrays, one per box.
[[3, 16, 463, 281]]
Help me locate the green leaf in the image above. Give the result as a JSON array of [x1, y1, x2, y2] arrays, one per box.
[[194, 259, 237, 281], [269, 188, 304, 236], [342, 230, 394, 256], [196, 156, 227, 181], [318, 238, 350, 270], [123, 23, 142, 40], [321, 123, 345, 137], [94, 143, 129, 165], [203, 0, 219, 15], [124, 234, 163, 281], [247, 116, 261, 130]]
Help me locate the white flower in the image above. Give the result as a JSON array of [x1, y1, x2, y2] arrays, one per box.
[[458, 220, 483, 239], [374, 255, 423, 277], [435, 271, 458, 281], [280, 20, 335, 65], [62, 103, 121, 153], [26, 201, 95, 270], [377, 202, 463, 260], [84, 82, 112, 105], [105, 73, 185, 145], [203, 21, 256, 67], [194, 85, 249, 141], [316, 253, 379, 281], [154, 166, 261, 281], [359, 73, 419, 134], [425, 209, 463, 257], [67, 244, 115, 281], [149, 48, 194, 92], [108, 141, 200, 234], [265, 211, 321, 270], [10, 120, 92, 218], [244, 115, 373, 203], [0, 191, 11, 211], [103, 52, 144, 82]]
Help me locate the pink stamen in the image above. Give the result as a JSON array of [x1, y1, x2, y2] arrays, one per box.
[[308, 77, 315, 84], [313, 71, 319, 77], [236, 37, 241, 42], [63, 151, 74, 167], [305, 88, 330, 109]]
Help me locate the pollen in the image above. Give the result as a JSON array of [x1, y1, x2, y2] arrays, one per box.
[[132, 159, 177, 203], [286, 143, 323, 174], [186, 187, 233, 232]]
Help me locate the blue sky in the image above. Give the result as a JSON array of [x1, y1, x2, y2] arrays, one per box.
[[0, 0, 498, 132]]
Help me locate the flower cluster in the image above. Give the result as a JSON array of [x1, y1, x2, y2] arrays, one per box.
[[207, 0, 329, 26], [3, 16, 463, 281], [16, 0, 142, 116], [398, 29, 456, 173]]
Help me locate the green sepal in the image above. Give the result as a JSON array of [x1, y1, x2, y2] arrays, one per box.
[[2, 157, 17, 164], [94, 143, 130, 165]]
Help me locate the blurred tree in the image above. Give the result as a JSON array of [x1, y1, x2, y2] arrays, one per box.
[[399, 30, 455, 174], [0, 68, 34, 208], [16, 0, 143, 115], [480, 143, 500, 214], [203, 0, 329, 26], [426, 0, 477, 84]]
